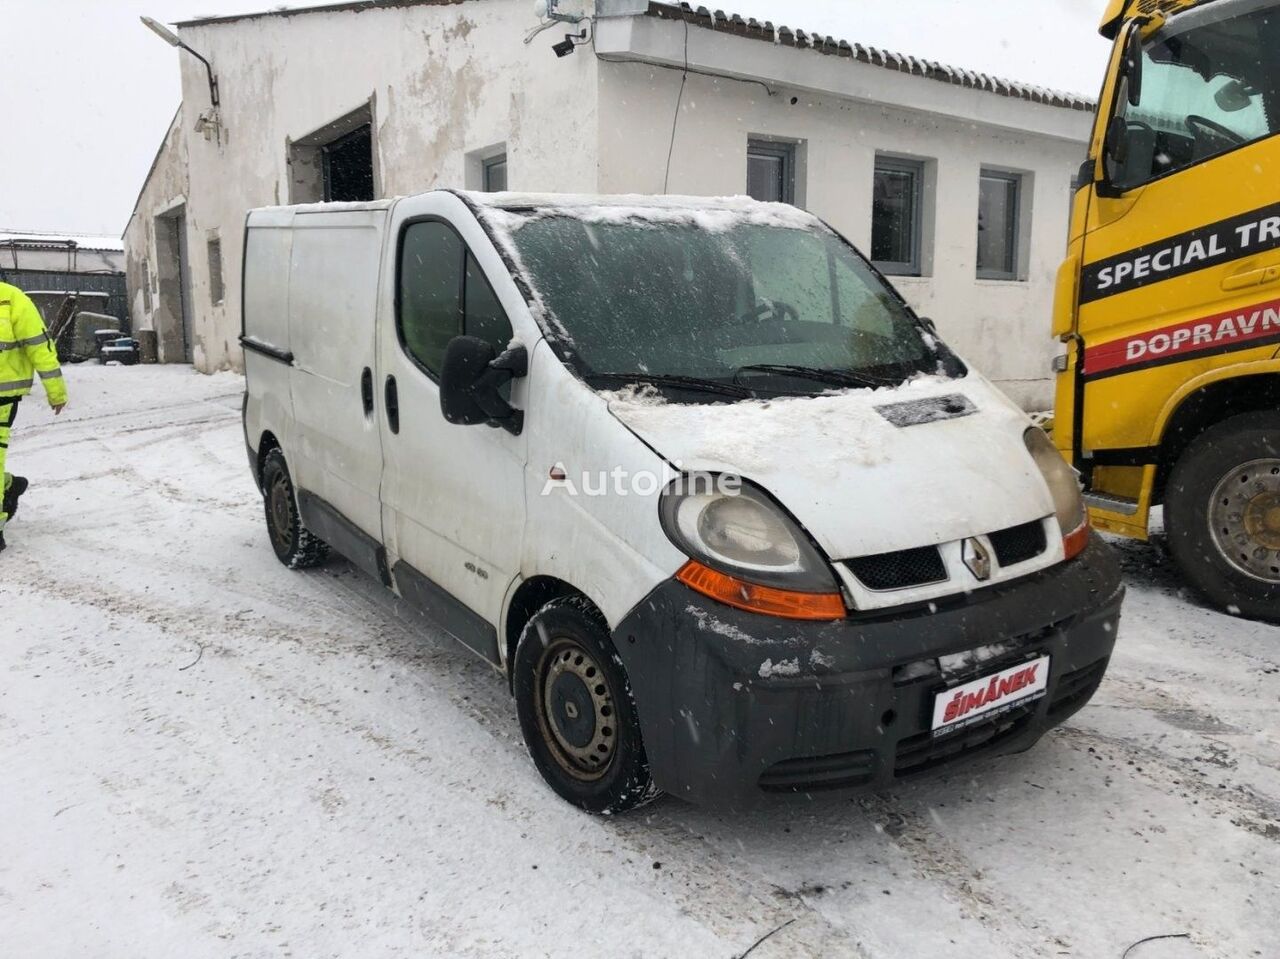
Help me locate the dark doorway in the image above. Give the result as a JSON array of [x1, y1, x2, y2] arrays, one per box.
[[154, 207, 193, 363], [322, 124, 374, 202]]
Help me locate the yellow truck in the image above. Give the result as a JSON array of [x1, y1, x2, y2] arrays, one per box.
[[1054, 0, 1280, 618]]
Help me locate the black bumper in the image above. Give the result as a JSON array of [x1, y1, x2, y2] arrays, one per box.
[[612, 538, 1125, 808]]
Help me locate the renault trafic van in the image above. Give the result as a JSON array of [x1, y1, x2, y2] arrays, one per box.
[[241, 191, 1124, 813]]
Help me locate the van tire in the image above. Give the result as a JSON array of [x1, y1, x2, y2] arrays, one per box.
[[513, 597, 660, 814], [1165, 411, 1280, 621], [261, 448, 330, 570]]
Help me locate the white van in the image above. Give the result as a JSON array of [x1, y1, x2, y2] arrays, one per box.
[[241, 191, 1124, 812]]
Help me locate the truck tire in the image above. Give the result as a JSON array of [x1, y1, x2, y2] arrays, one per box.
[[1165, 411, 1280, 620], [513, 597, 660, 814], [261, 448, 330, 570]]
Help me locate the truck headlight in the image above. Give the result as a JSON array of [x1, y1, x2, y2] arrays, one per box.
[[1024, 427, 1089, 560], [659, 477, 845, 620]]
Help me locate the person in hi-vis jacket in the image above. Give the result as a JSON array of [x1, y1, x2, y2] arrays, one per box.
[[0, 282, 67, 553]]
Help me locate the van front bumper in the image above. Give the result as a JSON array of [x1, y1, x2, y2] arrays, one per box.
[[613, 537, 1124, 808]]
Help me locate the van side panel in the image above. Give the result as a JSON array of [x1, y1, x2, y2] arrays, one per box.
[[288, 211, 387, 542], [243, 212, 296, 475], [520, 342, 688, 629]]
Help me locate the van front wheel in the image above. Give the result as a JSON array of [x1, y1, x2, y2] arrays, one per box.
[[1166, 411, 1280, 621], [513, 598, 659, 813], [261, 448, 330, 570]]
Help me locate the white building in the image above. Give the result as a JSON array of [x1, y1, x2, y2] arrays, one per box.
[[125, 0, 1094, 408]]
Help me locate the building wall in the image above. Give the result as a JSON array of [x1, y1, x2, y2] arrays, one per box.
[[596, 59, 1088, 410], [0, 244, 124, 274], [170, 0, 601, 372], [124, 109, 191, 362], [135, 0, 1090, 407]]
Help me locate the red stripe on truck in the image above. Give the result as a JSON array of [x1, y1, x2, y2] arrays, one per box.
[[1083, 295, 1280, 378]]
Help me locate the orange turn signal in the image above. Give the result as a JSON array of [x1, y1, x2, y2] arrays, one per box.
[[1063, 518, 1090, 561], [676, 560, 846, 621]]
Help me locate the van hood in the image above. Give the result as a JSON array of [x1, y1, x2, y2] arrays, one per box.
[[605, 374, 1053, 560]]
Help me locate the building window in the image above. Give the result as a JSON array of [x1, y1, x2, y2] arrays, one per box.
[[871, 157, 924, 276], [483, 154, 508, 193], [977, 170, 1022, 280], [397, 220, 513, 379], [747, 140, 797, 205], [207, 235, 224, 306], [322, 124, 375, 202]]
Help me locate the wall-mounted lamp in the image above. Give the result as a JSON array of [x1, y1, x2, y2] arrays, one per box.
[[141, 16, 221, 110], [524, 0, 587, 46]]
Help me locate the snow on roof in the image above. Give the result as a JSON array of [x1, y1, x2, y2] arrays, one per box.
[[173, 0, 1094, 111], [647, 3, 1096, 112], [175, 0, 460, 28], [465, 190, 823, 231], [0, 231, 125, 252]]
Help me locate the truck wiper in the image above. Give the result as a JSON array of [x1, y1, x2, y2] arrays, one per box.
[[589, 372, 754, 399], [732, 364, 895, 389]]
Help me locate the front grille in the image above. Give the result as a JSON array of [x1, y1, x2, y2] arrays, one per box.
[[989, 519, 1048, 567], [1049, 657, 1109, 717], [894, 709, 1033, 778], [759, 749, 877, 792], [846, 545, 947, 591]]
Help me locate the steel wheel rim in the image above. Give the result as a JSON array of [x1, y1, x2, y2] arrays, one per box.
[[1208, 457, 1280, 583], [268, 472, 294, 554], [535, 637, 616, 782]]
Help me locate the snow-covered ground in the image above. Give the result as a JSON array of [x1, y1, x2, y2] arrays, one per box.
[[3, 365, 1277, 959]]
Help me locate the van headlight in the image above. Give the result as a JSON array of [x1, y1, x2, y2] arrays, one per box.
[[659, 477, 845, 620], [1024, 427, 1090, 559]]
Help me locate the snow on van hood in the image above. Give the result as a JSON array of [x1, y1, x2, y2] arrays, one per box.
[[604, 375, 1054, 560]]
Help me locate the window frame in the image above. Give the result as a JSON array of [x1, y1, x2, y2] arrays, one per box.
[[482, 153, 509, 193], [1102, 6, 1280, 195], [871, 156, 925, 277], [394, 216, 513, 383], [746, 139, 798, 206], [976, 169, 1023, 281]]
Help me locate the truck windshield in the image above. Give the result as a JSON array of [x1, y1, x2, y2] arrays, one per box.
[[1109, 0, 1280, 191], [498, 210, 956, 396]]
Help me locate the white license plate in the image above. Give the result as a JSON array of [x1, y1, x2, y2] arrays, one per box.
[[931, 655, 1051, 737]]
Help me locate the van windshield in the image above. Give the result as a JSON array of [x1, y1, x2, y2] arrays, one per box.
[[497, 209, 959, 398]]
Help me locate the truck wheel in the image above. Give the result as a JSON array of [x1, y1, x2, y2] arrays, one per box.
[[1166, 411, 1280, 620], [261, 448, 330, 570], [513, 597, 659, 814]]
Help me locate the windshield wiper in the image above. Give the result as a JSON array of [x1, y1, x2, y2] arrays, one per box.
[[589, 372, 755, 399], [732, 364, 896, 390]]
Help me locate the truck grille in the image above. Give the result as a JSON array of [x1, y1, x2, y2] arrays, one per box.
[[845, 546, 947, 591], [989, 519, 1048, 567]]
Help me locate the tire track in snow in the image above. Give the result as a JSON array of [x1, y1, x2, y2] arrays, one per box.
[[1054, 724, 1280, 841]]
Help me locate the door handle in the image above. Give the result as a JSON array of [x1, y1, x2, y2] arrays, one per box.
[[1222, 264, 1280, 291], [361, 367, 374, 416], [385, 375, 400, 435]]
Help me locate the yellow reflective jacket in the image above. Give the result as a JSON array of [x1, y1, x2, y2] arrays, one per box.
[[0, 282, 67, 406]]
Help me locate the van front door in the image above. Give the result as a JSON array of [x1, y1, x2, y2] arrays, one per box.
[[1076, 2, 1280, 467], [376, 197, 529, 664]]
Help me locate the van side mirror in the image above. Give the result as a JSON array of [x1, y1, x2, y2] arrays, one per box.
[[440, 335, 528, 435]]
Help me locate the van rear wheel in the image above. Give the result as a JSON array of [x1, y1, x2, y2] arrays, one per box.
[[1166, 411, 1280, 621], [261, 448, 330, 570], [513, 598, 659, 813]]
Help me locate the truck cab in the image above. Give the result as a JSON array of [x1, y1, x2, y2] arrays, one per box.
[[1054, 0, 1280, 618]]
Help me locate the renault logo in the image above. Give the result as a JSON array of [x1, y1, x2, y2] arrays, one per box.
[[963, 537, 993, 581]]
